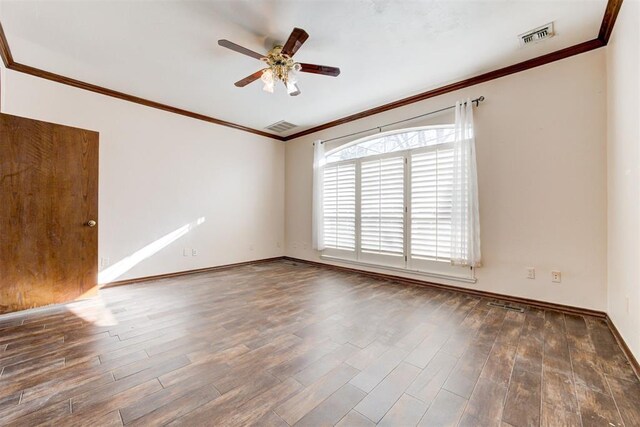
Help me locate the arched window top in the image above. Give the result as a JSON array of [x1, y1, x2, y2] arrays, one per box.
[[325, 124, 455, 163]]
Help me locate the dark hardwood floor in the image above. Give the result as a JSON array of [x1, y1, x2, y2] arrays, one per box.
[[0, 259, 638, 426]]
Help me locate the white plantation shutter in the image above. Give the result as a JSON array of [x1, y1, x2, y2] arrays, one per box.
[[410, 145, 454, 263], [323, 162, 356, 252], [360, 156, 405, 266]]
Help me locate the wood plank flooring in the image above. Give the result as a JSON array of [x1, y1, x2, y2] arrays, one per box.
[[0, 259, 638, 426]]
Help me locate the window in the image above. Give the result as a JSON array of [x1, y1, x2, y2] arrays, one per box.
[[322, 125, 472, 279], [323, 162, 356, 254], [360, 155, 405, 267], [326, 125, 455, 163]]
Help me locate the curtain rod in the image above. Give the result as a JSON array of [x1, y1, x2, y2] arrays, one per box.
[[318, 96, 485, 144]]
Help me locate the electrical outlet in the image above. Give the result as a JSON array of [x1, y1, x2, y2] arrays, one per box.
[[191, 249, 198, 256], [183, 248, 189, 257], [100, 257, 110, 268], [551, 271, 561, 283], [526, 267, 535, 279]]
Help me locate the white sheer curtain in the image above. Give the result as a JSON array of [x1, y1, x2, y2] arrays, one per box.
[[451, 99, 482, 267], [312, 140, 325, 251]]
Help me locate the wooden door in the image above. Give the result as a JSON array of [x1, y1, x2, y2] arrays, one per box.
[[0, 113, 99, 314]]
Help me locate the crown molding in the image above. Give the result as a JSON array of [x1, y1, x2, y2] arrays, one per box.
[[0, 0, 623, 142], [599, 0, 624, 44], [283, 0, 623, 141], [0, 20, 13, 68], [0, 22, 285, 142], [282, 38, 605, 141]]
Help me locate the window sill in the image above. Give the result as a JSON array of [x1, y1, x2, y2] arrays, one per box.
[[319, 255, 477, 284]]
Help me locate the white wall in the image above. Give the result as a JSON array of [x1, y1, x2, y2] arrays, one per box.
[[1, 68, 285, 284], [607, 0, 640, 359], [286, 49, 608, 311]]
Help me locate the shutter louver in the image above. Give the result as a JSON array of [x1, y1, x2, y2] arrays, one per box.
[[360, 156, 404, 256], [323, 162, 356, 251], [411, 147, 454, 262]]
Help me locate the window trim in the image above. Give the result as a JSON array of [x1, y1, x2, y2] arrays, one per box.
[[320, 254, 477, 284]]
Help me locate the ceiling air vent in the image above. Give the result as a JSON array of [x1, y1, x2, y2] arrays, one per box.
[[265, 120, 298, 133], [519, 23, 554, 47]]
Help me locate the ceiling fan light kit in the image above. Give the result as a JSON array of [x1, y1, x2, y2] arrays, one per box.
[[218, 27, 340, 97], [259, 46, 302, 95]]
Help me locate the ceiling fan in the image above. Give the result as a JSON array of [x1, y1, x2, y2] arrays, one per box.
[[218, 27, 340, 96]]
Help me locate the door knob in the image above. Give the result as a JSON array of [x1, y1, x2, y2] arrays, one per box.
[[86, 220, 97, 227]]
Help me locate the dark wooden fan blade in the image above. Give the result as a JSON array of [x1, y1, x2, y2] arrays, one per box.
[[218, 40, 265, 60], [234, 70, 264, 87], [299, 63, 341, 77], [281, 27, 309, 57]]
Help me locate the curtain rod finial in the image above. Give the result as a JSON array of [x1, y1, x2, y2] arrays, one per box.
[[473, 96, 485, 107]]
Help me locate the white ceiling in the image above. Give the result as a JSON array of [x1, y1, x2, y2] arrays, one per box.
[[0, 0, 606, 137]]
